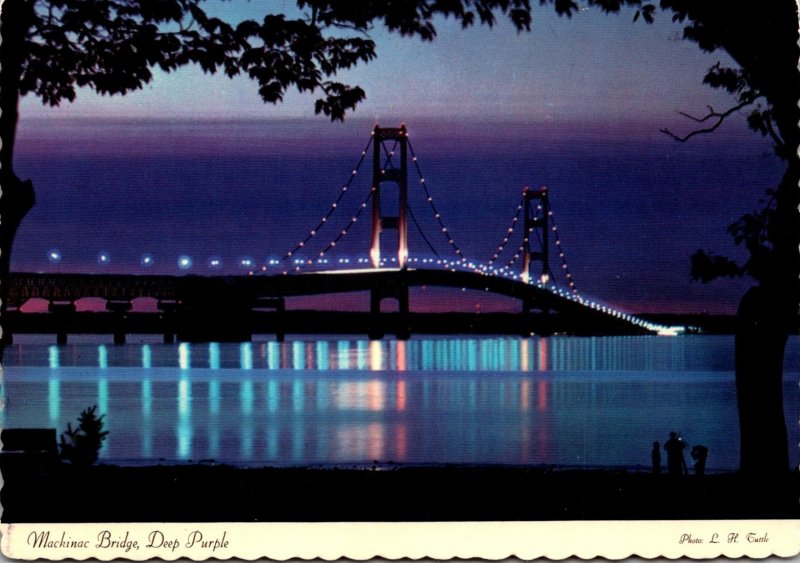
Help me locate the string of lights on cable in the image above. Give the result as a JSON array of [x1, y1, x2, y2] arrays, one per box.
[[270, 135, 375, 271]]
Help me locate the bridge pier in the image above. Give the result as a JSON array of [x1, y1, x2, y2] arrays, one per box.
[[106, 300, 132, 345], [175, 277, 253, 342], [48, 301, 76, 345], [158, 300, 178, 344], [253, 296, 286, 342], [521, 296, 555, 336], [1, 307, 17, 345], [369, 283, 410, 340]]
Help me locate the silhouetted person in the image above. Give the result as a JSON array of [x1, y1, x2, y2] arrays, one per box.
[[664, 432, 687, 476], [691, 445, 708, 476], [651, 441, 661, 475]]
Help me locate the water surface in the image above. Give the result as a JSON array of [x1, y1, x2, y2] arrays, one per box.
[[2, 335, 798, 471]]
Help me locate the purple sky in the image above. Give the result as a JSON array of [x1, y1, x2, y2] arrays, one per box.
[[13, 3, 782, 315]]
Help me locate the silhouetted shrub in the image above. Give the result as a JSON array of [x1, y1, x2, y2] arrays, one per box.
[[59, 405, 109, 466]]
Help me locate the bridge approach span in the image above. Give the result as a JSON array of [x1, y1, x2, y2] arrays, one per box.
[[7, 270, 646, 340], [11, 269, 581, 311]]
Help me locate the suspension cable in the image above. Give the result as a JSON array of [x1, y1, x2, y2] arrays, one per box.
[[407, 139, 466, 265], [481, 194, 526, 273], [278, 135, 373, 266], [408, 204, 441, 258], [282, 190, 374, 274]]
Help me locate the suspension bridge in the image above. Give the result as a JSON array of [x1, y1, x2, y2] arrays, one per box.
[[5, 124, 684, 343]]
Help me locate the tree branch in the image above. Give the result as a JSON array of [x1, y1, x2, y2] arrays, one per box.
[[762, 113, 786, 155], [660, 99, 756, 142]]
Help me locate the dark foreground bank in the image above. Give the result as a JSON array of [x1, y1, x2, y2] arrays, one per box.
[[2, 463, 798, 522]]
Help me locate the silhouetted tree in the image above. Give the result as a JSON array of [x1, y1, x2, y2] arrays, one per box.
[[653, 1, 799, 476], [548, 0, 799, 475], [59, 405, 109, 466]]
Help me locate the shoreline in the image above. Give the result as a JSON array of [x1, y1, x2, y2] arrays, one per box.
[[2, 461, 798, 522], [87, 458, 737, 475]]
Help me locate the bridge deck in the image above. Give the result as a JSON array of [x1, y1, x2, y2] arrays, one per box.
[[5, 270, 652, 340], [9, 269, 568, 305]]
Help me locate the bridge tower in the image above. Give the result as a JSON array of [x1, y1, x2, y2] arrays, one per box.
[[521, 186, 553, 325], [370, 124, 409, 269], [521, 186, 551, 286], [368, 125, 410, 339]]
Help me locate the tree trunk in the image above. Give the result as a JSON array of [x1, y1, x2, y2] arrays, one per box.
[[735, 286, 791, 474], [735, 153, 799, 475], [0, 0, 37, 354]]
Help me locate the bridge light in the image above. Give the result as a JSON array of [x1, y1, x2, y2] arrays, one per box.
[[48, 249, 62, 264], [178, 255, 192, 270], [97, 251, 111, 266], [140, 254, 154, 267], [239, 257, 254, 269]]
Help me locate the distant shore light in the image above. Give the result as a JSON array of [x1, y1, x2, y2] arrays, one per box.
[[178, 255, 193, 270], [47, 249, 62, 264]]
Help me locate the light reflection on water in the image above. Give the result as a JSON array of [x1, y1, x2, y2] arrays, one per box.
[[3, 335, 799, 470], [10, 335, 737, 372]]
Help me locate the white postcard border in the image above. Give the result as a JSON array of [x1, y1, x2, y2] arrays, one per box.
[[1, 520, 799, 560]]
